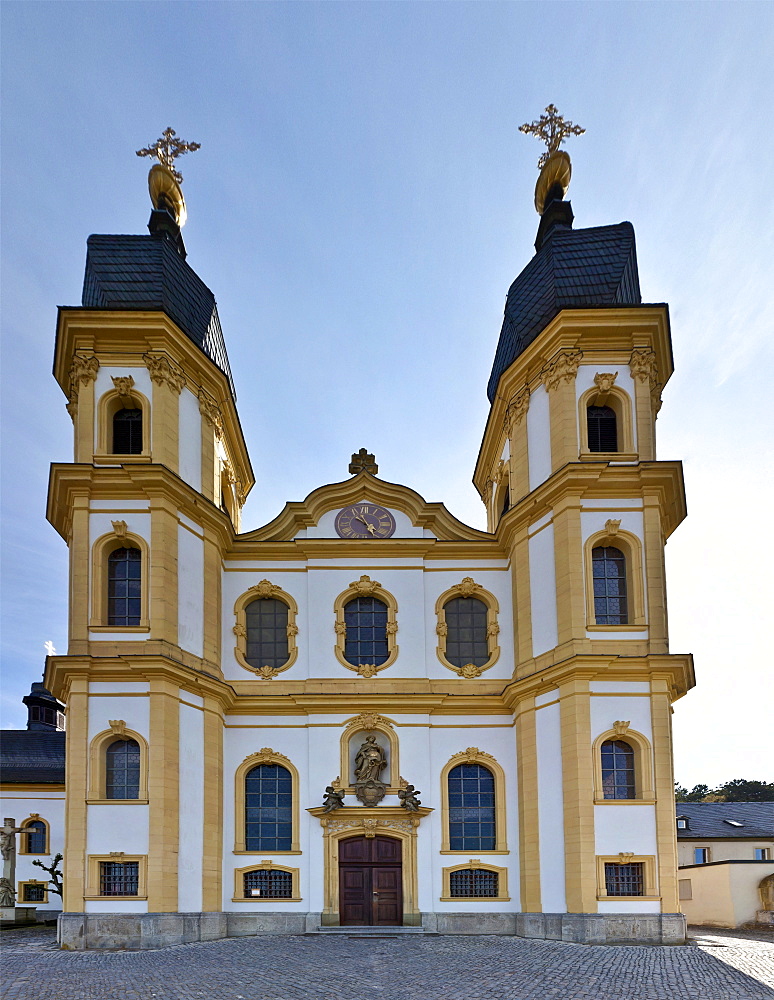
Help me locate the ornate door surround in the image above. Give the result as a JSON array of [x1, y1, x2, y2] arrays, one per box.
[[308, 805, 432, 926]]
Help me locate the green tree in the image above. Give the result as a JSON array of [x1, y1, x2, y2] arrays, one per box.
[[716, 779, 774, 802]]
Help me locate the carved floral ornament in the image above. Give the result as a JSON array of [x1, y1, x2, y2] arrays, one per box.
[[505, 385, 531, 432], [345, 713, 394, 734], [593, 371, 618, 400], [629, 348, 663, 414], [617, 852, 635, 864], [246, 747, 290, 765], [111, 375, 136, 399], [613, 720, 630, 736], [449, 747, 495, 765], [604, 519, 621, 536], [198, 388, 224, 437], [321, 816, 417, 837], [143, 353, 185, 394], [111, 520, 128, 539], [541, 349, 583, 392], [66, 354, 100, 418], [108, 720, 127, 736]]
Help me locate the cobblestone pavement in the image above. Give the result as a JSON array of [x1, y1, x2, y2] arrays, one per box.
[[1, 925, 773, 1000]]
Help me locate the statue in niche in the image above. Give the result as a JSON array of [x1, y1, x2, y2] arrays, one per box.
[[354, 735, 388, 807]]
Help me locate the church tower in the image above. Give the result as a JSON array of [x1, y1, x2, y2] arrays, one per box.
[[41, 116, 693, 949]]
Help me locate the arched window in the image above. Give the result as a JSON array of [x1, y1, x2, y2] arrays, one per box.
[[443, 597, 489, 669], [600, 739, 635, 799], [587, 405, 618, 453], [343, 596, 389, 668], [105, 738, 141, 799], [448, 763, 496, 851], [20, 819, 48, 855], [107, 547, 142, 627], [245, 598, 289, 671], [592, 546, 628, 624], [245, 763, 293, 852], [112, 408, 143, 454], [499, 485, 510, 520]]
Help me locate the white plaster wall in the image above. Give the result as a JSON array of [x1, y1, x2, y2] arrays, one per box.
[[88, 695, 150, 743], [178, 700, 204, 912], [90, 682, 150, 694], [575, 364, 638, 451], [0, 792, 66, 910], [178, 387, 202, 491], [535, 701, 566, 912], [178, 522, 204, 658], [306, 505, 426, 539], [90, 500, 150, 511], [590, 695, 652, 743], [500, 438, 510, 461], [87, 805, 149, 854], [529, 523, 558, 657], [527, 384, 551, 491], [93, 366, 153, 452], [594, 805, 657, 856]]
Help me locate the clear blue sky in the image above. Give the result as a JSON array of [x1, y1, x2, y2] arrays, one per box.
[[1, 1, 772, 788]]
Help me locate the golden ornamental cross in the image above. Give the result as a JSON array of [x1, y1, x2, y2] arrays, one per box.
[[136, 127, 201, 182], [519, 104, 585, 169]]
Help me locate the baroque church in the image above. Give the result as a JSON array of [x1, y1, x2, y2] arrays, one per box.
[[1, 113, 695, 948]]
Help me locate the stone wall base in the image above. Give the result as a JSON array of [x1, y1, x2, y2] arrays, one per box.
[[58, 910, 686, 949]]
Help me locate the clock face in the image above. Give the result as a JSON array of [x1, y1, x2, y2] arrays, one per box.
[[335, 504, 396, 539]]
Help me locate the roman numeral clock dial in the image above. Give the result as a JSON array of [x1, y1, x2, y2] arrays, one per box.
[[334, 505, 396, 539]]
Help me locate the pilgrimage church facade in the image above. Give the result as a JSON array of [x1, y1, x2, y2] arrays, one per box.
[[3, 114, 694, 947]]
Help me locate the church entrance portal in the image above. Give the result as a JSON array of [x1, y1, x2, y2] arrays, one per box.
[[338, 835, 403, 926]]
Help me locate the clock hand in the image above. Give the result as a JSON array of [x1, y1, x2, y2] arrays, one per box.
[[366, 523, 376, 535]]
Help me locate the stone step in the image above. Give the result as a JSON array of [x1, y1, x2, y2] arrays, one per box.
[[310, 925, 433, 936]]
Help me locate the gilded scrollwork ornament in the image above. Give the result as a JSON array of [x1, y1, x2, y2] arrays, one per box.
[[143, 353, 185, 394], [505, 385, 531, 432], [198, 388, 223, 437], [541, 349, 583, 391]]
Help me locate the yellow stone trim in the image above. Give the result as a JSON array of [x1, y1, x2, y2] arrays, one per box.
[[560, 678, 597, 912], [233, 749, 301, 854], [592, 726, 655, 801], [583, 527, 646, 627], [232, 581, 299, 679], [440, 748, 508, 854], [149, 499, 179, 645], [18, 880, 49, 904], [147, 679, 179, 911], [18, 814, 50, 855], [515, 697, 540, 910], [232, 861, 302, 902], [95, 385, 151, 460], [339, 713, 399, 792], [434, 578, 500, 678], [308, 806, 432, 926], [596, 854, 658, 899], [553, 499, 586, 645], [440, 860, 510, 901], [87, 724, 149, 802], [62, 677, 88, 911], [651, 678, 680, 911], [85, 853, 148, 899], [90, 530, 150, 629], [202, 696, 224, 911], [333, 576, 399, 676], [642, 500, 668, 650], [578, 384, 635, 458]]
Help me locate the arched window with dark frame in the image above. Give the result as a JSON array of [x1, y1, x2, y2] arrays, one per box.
[[343, 596, 388, 667], [245, 598, 289, 671], [448, 762, 496, 851], [600, 739, 635, 799], [587, 404, 618, 453], [443, 596, 489, 669], [244, 763, 292, 851], [592, 546, 628, 624], [107, 547, 142, 627], [23, 820, 47, 854], [105, 738, 141, 799], [112, 407, 143, 455], [499, 486, 510, 520]]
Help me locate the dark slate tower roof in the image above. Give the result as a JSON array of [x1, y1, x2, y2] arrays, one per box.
[[487, 221, 641, 402], [82, 233, 236, 397], [0, 731, 66, 784]]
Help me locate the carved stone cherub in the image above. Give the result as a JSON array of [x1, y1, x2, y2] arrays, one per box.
[[398, 784, 422, 812], [322, 785, 345, 813]]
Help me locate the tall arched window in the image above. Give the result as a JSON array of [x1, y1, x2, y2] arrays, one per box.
[[245, 763, 293, 852], [107, 547, 142, 627], [600, 739, 635, 799], [448, 762, 496, 851], [112, 408, 143, 455], [443, 597, 489, 669], [343, 596, 389, 668], [587, 404, 618, 453], [22, 820, 47, 854], [105, 738, 141, 799], [592, 546, 628, 624], [245, 598, 289, 671]]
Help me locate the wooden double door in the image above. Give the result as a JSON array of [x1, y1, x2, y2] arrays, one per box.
[[339, 835, 403, 926]]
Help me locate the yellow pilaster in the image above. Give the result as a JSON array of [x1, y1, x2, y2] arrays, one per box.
[[643, 498, 668, 652], [515, 696, 541, 911], [547, 380, 578, 472], [651, 676, 679, 911], [201, 696, 224, 911], [560, 677, 596, 912], [202, 526, 222, 670], [149, 498, 178, 645], [74, 375, 96, 464], [63, 674, 89, 911], [632, 366, 656, 461], [69, 497, 90, 650], [552, 499, 585, 647], [511, 525, 533, 670], [508, 410, 530, 504], [150, 378, 180, 474], [147, 677, 179, 911]]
